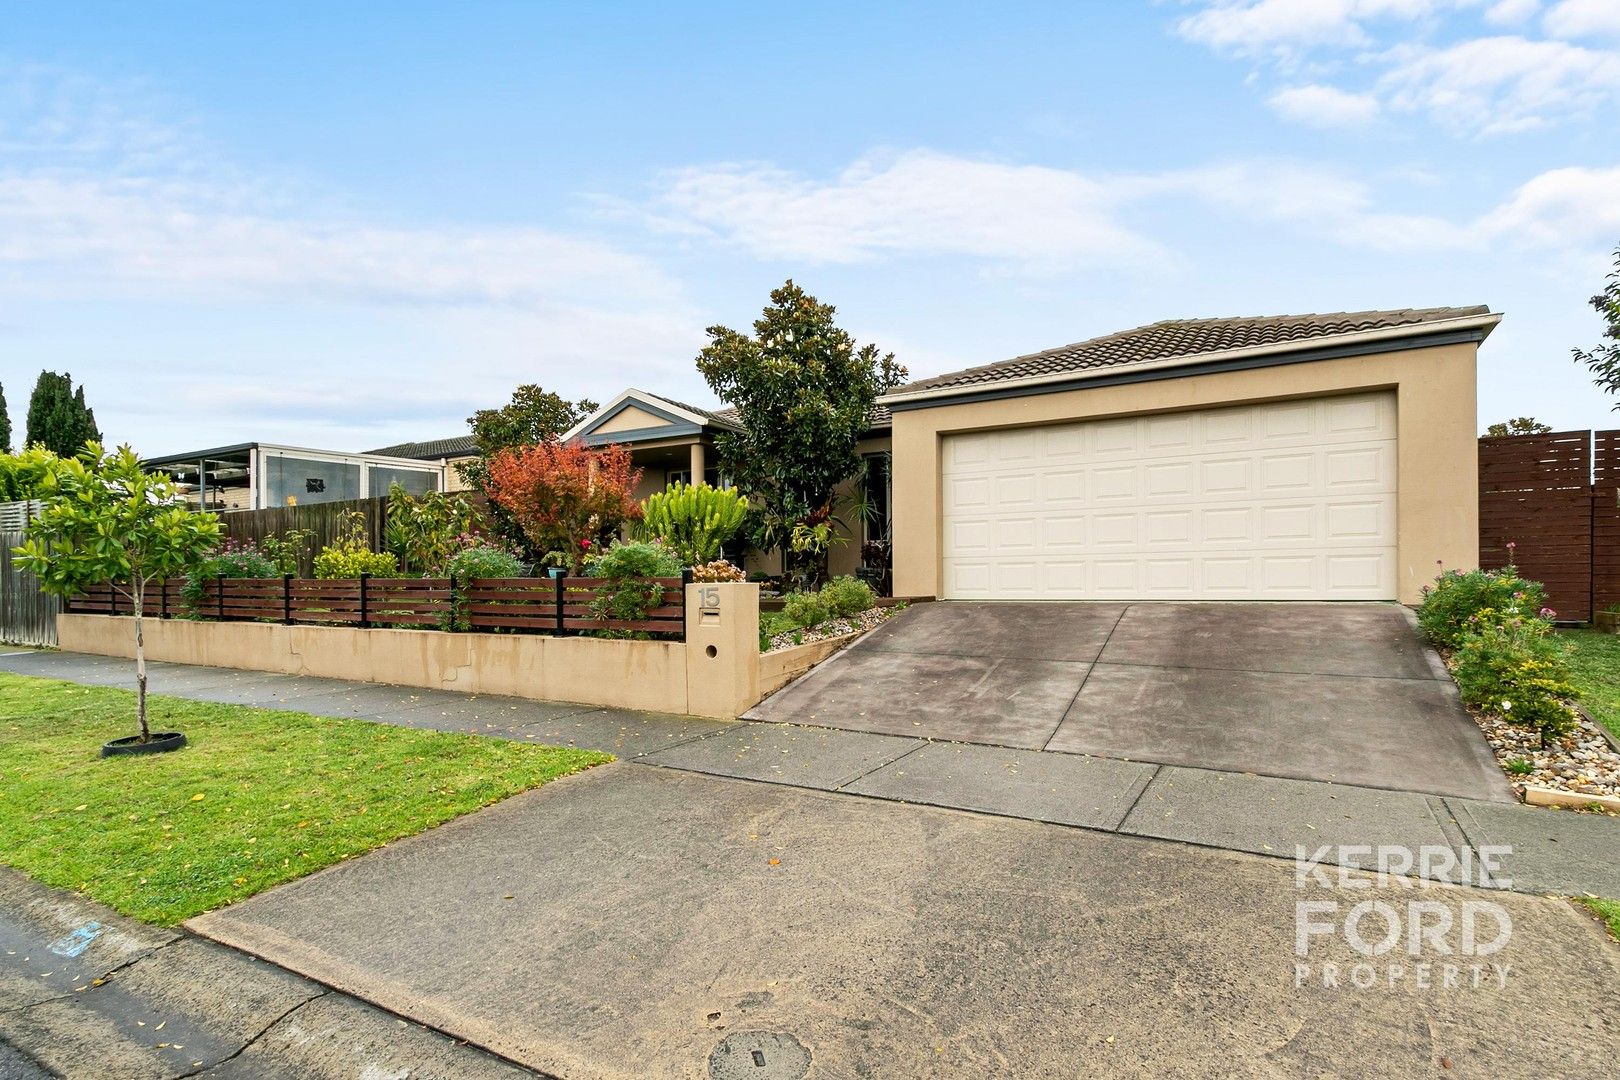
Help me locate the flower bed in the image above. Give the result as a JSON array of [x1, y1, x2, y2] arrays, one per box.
[[1417, 557, 1617, 810], [763, 604, 898, 652], [1467, 704, 1620, 805]]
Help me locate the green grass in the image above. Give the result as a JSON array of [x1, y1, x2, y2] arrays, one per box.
[[1560, 629, 1620, 740], [0, 673, 610, 925], [1578, 898, 1620, 942]]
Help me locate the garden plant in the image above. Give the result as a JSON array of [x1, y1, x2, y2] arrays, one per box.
[[638, 481, 748, 565], [484, 440, 641, 574]]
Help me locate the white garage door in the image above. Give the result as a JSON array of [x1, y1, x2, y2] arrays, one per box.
[[941, 392, 1397, 600]]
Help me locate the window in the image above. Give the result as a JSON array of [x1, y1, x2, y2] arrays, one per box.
[[861, 452, 891, 543], [666, 467, 722, 488]]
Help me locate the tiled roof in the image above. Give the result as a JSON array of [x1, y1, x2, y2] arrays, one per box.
[[363, 435, 478, 460], [711, 403, 891, 431], [891, 306, 1492, 397], [638, 392, 745, 430]]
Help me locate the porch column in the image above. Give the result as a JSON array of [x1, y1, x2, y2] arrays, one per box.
[[689, 441, 705, 484]]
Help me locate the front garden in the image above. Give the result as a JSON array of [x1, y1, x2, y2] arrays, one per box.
[[1416, 559, 1620, 809], [0, 674, 608, 925]]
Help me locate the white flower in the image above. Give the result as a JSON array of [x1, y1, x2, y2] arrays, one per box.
[[1501, 700, 1513, 711]]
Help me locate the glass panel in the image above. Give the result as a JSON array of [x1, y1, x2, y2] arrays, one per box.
[[862, 453, 891, 543], [263, 455, 362, 507], [368, 465, 437, 497]]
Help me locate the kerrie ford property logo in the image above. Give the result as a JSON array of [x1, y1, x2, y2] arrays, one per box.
[[1293, 845, 1513, 991]]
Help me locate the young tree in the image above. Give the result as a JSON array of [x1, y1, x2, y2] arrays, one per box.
[[482, 441, 641, 573], [0, 382, 10, 453], [1484, 417, 1553, 437], [696, 280, 906, 582], [24, 371, 101, 456], [14, 444, 220, 746], [1575, 245, 1620, 409]]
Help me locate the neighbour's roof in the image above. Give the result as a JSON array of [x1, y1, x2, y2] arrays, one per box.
[[888, 306, 1494, 399], [362, 435, 478, 460]]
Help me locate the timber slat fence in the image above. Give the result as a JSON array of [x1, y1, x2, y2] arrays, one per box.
[[1479, 429, 1620, 623], [66, 573, 690, 638]]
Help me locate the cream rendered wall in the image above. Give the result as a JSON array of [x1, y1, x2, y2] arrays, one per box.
[[596, 405, 673, 434], [889, 342, 1479, 605]]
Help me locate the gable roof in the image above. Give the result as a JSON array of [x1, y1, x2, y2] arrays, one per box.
[[562, 388, 745, 444], [883, 306, 1498, 406], [363, 435, 478, 460]]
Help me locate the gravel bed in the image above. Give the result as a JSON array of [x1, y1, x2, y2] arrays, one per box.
[[1468, 705, 1620, 805], [765, 605, 899, 652]]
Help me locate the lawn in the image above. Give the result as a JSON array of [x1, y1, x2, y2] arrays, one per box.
[[1579, 898, 1620, 942], [1560, 629, 1620, 741], [0, 673, 610, 925]]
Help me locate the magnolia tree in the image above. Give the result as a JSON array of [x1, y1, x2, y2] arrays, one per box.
[[14, 443, 220, 746], [483, 440, 641, 573]]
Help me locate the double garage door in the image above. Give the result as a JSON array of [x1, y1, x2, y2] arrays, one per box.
[[942, 392, 1397, 600]]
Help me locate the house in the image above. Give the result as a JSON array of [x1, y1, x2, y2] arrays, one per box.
[[363, 436, 480, 492], [879, 306, 1495, 604], [146, 442, 449, 511], [559, 390, 894, 581], [393, 304, 1492, 603]]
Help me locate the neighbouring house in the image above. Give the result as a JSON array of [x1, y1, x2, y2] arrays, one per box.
[[362, 436, 480, 492], [390, 305, 1494, 603], [146, 442, 449, 511]]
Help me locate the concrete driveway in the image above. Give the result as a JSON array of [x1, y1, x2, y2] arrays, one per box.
[[745, 601, 1513, 802]]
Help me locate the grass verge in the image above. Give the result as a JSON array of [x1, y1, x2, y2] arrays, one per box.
[[1559, 629, 1620, 741], [1577, 898, 1620, 942], [0, 673, 610, 924]]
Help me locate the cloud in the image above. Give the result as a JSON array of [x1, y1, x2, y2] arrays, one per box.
[[1544, 0, 1620, 38], [639, 150, 1163, 268], [1175, 2, 1620, 135], [1267, 84, 1382, 126], [1377, 36, 1620, 134], [1484, 0, 1540, 25], [1175, 1, 1462, 56], [639, 148, 1620, 270]]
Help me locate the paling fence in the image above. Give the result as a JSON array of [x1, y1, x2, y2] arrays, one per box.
[[0, 528, 60, 646], [65, 573, 690, 638], [215, 492, 494, 577], [1478, 429, 1620, 623]]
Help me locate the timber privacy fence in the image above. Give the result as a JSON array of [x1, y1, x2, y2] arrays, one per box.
[[67, 573, 692, 638], [1478, 428, 1620, 623]]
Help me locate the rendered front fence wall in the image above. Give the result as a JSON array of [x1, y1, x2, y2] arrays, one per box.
[[55, 582, 762, 720]]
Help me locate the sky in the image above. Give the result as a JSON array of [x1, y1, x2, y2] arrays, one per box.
[[1, 0, 1618, 456]]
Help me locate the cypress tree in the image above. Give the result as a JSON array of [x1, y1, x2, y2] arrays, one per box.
[[0, 382, 10, 453], [25, 371, 101, 456]]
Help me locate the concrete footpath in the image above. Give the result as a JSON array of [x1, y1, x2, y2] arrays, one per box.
[[4, 649, 1617, 900], [0, 869, 543, 1079]]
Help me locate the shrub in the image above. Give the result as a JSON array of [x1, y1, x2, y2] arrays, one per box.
[[443, 545, 527, 630], [780, 590, 830, 629], [691, 559, 746, 582], [0, 446, 62, 501], [1416, 565, 1548, 649], [484, 441, 642, 573], [384, 484, 483, 574], [257, 527, 313, 575], [445, 544, 525, 582], [1451, 612, 1578, 745], [312, 511, 398, 579], [638, 482, 748, 565], [182, 539, 279, 613], [820, 575, 875, 618], [583, 541, 682, 636]]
